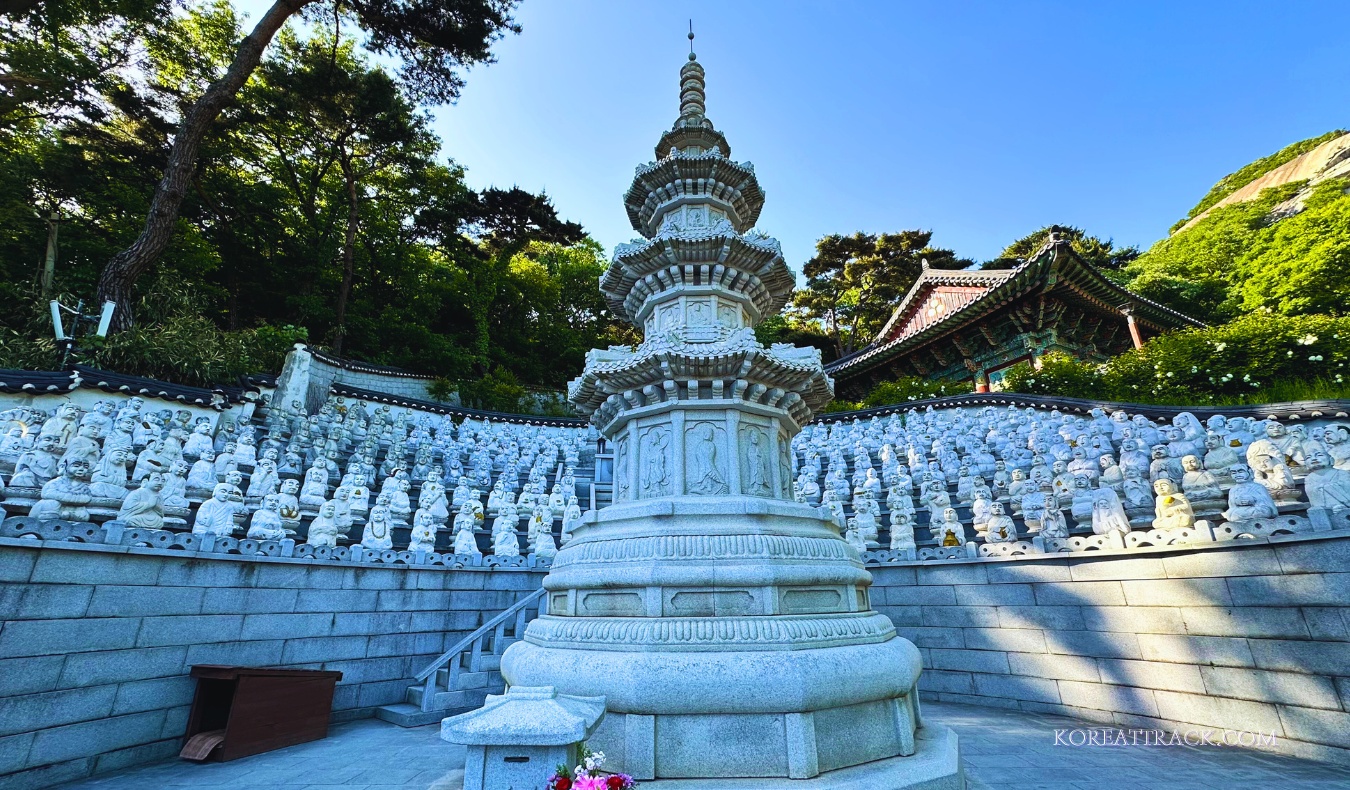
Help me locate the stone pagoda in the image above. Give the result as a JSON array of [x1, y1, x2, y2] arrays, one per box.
[[498, 39, 957, 786]]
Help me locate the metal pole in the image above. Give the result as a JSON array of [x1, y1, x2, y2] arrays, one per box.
[[40, 211, 59, 297], [59, 300, 83, 369]]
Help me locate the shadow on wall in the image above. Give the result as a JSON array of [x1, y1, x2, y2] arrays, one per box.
[[876, 534, 1350, 764]]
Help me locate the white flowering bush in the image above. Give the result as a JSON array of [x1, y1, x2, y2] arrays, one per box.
[[1002, 314, 1350, 405]]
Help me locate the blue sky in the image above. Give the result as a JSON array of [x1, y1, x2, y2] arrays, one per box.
[[237, 0, 1350, 271]]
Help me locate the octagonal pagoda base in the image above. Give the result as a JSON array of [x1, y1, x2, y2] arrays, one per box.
[[501, 498, 936, 782], [600, 725, 964, 789]]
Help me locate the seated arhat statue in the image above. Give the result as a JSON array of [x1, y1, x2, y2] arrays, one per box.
[[1223, 464, 1278, 523], [247, 494, 288, 541], [117, 471, 165, 530], [192, 483, 239, 536], [984, 501, 1019, 542], [305, 501, 341, 548], [29, 457, 94, 522]]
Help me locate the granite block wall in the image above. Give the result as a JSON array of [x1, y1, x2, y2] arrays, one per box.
[[0, 539, 544, 790], [867, 531, 1350, 765]]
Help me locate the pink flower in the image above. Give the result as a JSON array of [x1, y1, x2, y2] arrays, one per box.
[[573, 777, 607, 790]]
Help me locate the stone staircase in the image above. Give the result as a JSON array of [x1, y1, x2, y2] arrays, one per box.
[[375, 588, 545, 727]]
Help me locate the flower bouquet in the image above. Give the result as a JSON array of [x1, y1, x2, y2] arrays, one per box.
[[547, 745, 635, 789]]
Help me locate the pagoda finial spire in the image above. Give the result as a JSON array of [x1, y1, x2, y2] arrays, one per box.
[[679, 22, 706, 122]]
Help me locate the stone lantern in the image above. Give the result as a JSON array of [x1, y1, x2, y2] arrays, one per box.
[[442, 686, 605, 790]]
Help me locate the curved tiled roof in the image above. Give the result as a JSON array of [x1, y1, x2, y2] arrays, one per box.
[[0, 367, 257, 408], [871, 268, 1017, 343], [827, 240, 1204, 379], [0, 369, 78, 394], [72, 366, 255, 408]]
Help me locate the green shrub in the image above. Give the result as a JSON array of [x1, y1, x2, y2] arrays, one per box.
[[821, 399, 864, 413], [427, 376, 456, 403], [0, 279, 306, 386], [863, 377, 972, 406], [455, 366, 528, 413], [1000, 354, 1101, 399]]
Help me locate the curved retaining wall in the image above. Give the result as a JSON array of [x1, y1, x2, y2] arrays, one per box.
[[0, 538, 543, 790], [4, 529, 1349, 789], [868, 529, 1350, 765]]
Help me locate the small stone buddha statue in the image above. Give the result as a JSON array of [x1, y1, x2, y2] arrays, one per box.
[[984, 501, 1019, 543], [452, 519, 482, 556], [246, 458, 280, 504], [1305, 449, 1350, 513], [1121, 466, 1154, 517], [534, 525, 559, 559], [1039, 497, 1070, 540], [1251, 453, 1301, 505], [492, 524, 521, 557], [1151, 478, 1195, 531], [90, 447, 132, 501], [162, 460, 190, 509], [186, 450, 218, 499], [182, 422, 214, 461], [29, 457, 94, 521], [561, 496, 583, 544], [889, 510, 916, 552], [305, 501, 341, 547], [1007, 468, 1030, 512], [408, 509, 439, 553], [934, 506, 966, 547], [1203, 432, 1242, 482], [844, 517, 868, 554], [10, 434, 62, 488], [359, 503, 394, 551], [1180, 454, 1225, 515], [1068, 475, 1096, 527]]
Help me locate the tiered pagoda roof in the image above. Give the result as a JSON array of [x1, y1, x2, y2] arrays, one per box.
[[569, 41, 832, 427]]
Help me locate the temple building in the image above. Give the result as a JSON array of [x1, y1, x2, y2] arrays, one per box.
[[825, 234, 1204, 397]]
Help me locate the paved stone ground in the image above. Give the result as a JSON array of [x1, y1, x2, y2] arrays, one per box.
[[54, 702, 1350, 790]]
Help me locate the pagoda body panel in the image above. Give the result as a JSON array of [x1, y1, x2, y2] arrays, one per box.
[[501, 48, 931, 783]]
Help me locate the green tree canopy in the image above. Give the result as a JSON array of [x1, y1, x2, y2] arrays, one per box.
[[1124, 179, 1350, 323], [0, 1, 623, 391]]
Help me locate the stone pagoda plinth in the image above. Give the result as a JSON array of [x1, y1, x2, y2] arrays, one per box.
[[499, 41, 958, 786]]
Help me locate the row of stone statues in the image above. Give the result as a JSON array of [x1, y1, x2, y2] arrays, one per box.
[[794, 405, 1350, 553], [1, 393, 599, 557]]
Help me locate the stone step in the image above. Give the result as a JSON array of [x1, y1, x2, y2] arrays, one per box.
[[433, 668, 499, 690], [373, 702, 482, 728], [467, 654, 501, 673], [404, 683, 500, 711]]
